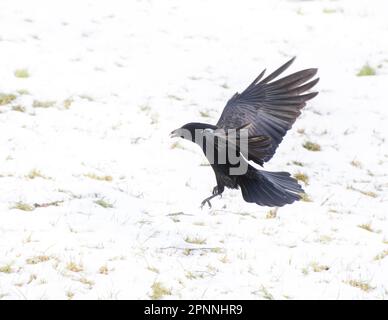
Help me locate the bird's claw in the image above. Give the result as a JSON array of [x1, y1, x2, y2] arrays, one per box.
[[201, 186, 222, 208], [200, 199, 212, 209]]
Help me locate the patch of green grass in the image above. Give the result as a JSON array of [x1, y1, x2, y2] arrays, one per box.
[[259, 285, 274, 300], [266, 209, 277, 219], [184, 236, 207, 245], [12, 105, 26, 112], [26, 169, 47, 179], [199, 110, 211, 118], [374, 249, 388, 261], [66, 291, 75, 300], [303, 141, 321, 152], [84, 173, 113, 182], [186, 271, 202, 280], [11, 202, 35, 212], [14, 69, 30, 78], [33, 100, 56, 108], [0, 93, 17, 106], [358, 223, 374, 233], [292, 160, 304, 167], [0, 264, 13, 273], [94, 199, 114, 209], [348, 186, 377, 198], [79, 94, 94, 101], [63, 98, 73, 109], [210, 247, 223, 254], [375, 249, 388, 260], [300, 193, 312, 202], [150, 281, 171, 300], [167, 94, 183, 101], [346, 280, 374, 292], [360, 190, 377, 198], [26, 255, 50, 265], [323, 8, 336, 14], [147, 266, 159, 274], [66, 261, 83, 273], [79, 277, 94, 288], [99, 265, 109, 275], [183, 248, 193, 256], [350, 159, 363, 169], [294, 172, 309, 185], [139, 103, 151, 113], [311, 262, 330, 272], [318, 235, 332, 244], [357, 64, 376, 77], [170, 141, 185, 150], [17, 89, 30, 95], [0, 173, 14, 178], [219, 255, 229, 263], [34, 200, 63, 208]]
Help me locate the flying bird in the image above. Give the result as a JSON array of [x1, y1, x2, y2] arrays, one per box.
[[170, 57, 319, 208]]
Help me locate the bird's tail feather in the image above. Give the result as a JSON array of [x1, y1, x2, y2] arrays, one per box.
[[237, 168, 304, 207]]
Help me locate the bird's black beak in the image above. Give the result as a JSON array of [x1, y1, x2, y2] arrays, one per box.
[[170, 129, 180, 138]]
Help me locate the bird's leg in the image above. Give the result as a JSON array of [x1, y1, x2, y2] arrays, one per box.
[[201, 186, 223, 209], [212, 186, 219, 196], [200, 194, 217, 209]]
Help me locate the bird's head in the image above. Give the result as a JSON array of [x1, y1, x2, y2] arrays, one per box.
[[170, 123, 197, 141], [170, 122, 217, 142]]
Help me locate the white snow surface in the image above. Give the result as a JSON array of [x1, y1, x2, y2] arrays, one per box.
[[0, 0, 387, 299]]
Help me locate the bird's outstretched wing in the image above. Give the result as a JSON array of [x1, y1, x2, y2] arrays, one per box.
[[216, 57, 319, 164]]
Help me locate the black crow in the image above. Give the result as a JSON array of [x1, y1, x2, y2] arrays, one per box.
[[170, 57, 319, 208]]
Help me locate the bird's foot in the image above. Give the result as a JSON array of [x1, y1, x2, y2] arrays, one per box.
[[200, 198, 212, 209], [200, 188, 223, 209], [212, 186, 223, 198]]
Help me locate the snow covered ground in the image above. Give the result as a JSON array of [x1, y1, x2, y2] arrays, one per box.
[[0, 0, 387, 300]]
